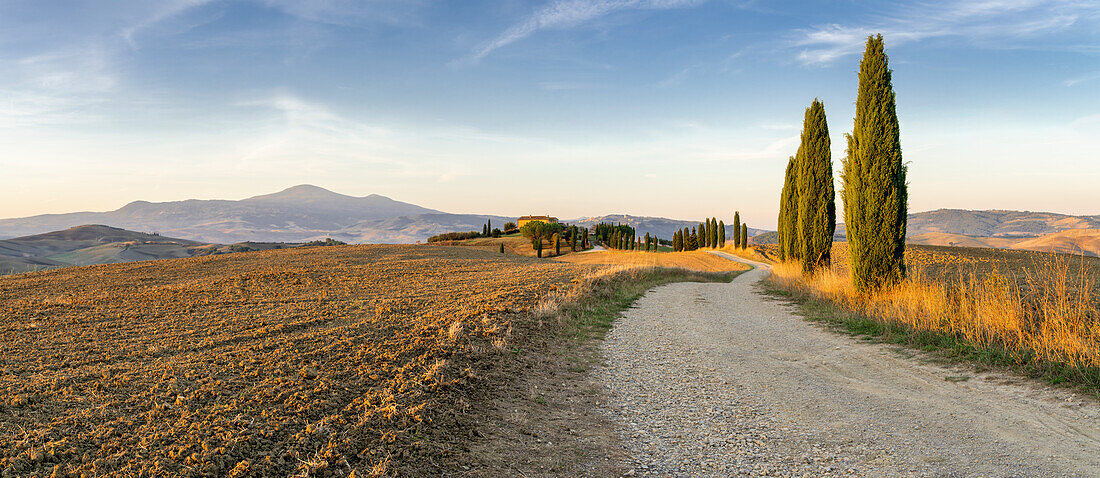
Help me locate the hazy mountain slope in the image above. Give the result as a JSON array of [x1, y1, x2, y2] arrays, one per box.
[[330, 213, 515, 244], [569, 214, 770, 242], [0, 185, 442, 243]]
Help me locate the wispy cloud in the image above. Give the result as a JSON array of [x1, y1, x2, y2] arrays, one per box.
[[120, 0, 216, 48], [793, 0, 1092, 65], [1064, 71, 1100, 87], [465, 0, 706, 63]]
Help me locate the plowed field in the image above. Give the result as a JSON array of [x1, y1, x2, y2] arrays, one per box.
[[0, 245, 590, 477]]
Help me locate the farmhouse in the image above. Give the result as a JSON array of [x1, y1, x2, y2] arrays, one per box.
[[517, 215, 559, 228]]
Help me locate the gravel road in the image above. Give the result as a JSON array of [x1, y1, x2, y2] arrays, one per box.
[[595, 253, 1100, 477]]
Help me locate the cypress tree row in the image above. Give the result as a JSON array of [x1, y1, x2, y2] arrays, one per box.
[[741, 223, 748, 249], [718, 220, 726, 247], [733, 212, 741, 250], [843, 34, 907, 290], [796, 99, 836, 274], [778, 156, 800, 261]]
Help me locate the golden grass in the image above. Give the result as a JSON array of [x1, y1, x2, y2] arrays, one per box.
[[552, 250, 750, 273], [769, 249, 1100, 376]]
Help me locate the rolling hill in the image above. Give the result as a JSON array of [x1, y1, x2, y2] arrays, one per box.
[[910, 229, 1100, 257]]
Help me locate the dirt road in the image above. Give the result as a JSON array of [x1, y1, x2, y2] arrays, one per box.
[[596, 253, 1100, 477]]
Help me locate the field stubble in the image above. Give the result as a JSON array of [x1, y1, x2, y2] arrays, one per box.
[[0, 244, 597, 477]]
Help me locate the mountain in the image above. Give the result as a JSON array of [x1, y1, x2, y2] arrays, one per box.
[[568, 214, 770, 242], [0, 185, 449, 244]]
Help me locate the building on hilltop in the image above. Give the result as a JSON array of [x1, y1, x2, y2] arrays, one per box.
[[517, 215, 559, 228]]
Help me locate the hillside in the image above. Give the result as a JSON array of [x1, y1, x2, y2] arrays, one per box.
[[569, 214, 769, 242], [907, 209, 1100, 237], [907, 229, 1100, 257], [0, 225, 307, 274], [0, 185, 453, 244]]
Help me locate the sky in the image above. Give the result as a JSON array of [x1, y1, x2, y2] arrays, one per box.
[[1, 0, 1098, 229]]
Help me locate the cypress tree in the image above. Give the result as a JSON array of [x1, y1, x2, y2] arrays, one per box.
[[718, 220, 726, 247], [571, 226, 578, 251], [733, 212, 741, 250], [500, 243, 505, 254], [796, 99, 836, 274], [536, 239, 543, 258], [644, 232, 650, 252], [778, 156, 800, 261], [843, 34, 907, 290], [554, 233, 561, 256], [689, 227, 698, 250], [712, 218, 721, 250], [741, 223, 748, 249], [487, 219, 492, 235]]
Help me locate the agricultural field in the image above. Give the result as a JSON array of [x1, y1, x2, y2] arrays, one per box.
[[0, 245, 596, 477], [554, 250, 749, 273]]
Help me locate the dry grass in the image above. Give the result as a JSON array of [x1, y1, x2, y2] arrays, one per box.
[[768, 243, 1100, 386], [0, 245, 596, 477], [552, 250, 750, 273], [435, 234, 590, 258]]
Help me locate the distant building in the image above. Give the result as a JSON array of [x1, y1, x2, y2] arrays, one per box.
[[517, 215, 559, 228]]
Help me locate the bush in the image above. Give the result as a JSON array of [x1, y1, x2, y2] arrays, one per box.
[[427, 231, 481, 243], [491, 228, 502, 238], [301, 238, 347, 247]]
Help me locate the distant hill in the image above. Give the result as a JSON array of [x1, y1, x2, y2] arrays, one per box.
[[569, 214, 770, 242], [910, 229, 1100, 257], [0, 185, 500, 244], [0, 224, 307, 274], [907, 209, 1100, 237]]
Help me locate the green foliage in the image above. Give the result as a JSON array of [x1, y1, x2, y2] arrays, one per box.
[[842, 34, 908, 290], [500, 243, 505, 254], [688, 227, 699, 251], [741, 223, 748, 249], [796, 99, 836, 274], [733, 212, 740, 250], [570, 226, 578, 251], [718, 221, 726, 247], [491, 228, 502, 238], [520, 221, 561, 257], [427, 231, 481, 243], [778, 157, 800, 260], [554, 233, 562, 256], [709, 217, 718, 249], [503, 221, 517, 232]]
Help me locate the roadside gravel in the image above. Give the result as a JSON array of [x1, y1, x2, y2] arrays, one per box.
[[595, 253, 1100, 477]]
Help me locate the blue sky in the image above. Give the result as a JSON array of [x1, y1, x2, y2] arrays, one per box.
[[1, 0, 1097, 228]]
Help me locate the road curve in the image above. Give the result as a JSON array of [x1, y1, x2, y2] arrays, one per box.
[[595, 252, 1100, 477]]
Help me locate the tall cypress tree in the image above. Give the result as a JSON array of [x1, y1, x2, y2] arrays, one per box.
[[796, 99, 836, 274], [554, 233, 561, 256], [710, 217, 718, 248], [733, 212, 741, 250], [843, 34, 907, 290], [778, 156, 800, 261], [689, 227, 698, 250], [741, 223, 748, 249], [718, 220, 726, 247]]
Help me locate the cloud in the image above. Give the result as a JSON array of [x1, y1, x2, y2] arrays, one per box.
[[120, 0, 216, 48], [466, 0, 706, 62], [792, 0, 1091, 65], [1064, 71, 1100, 87]]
